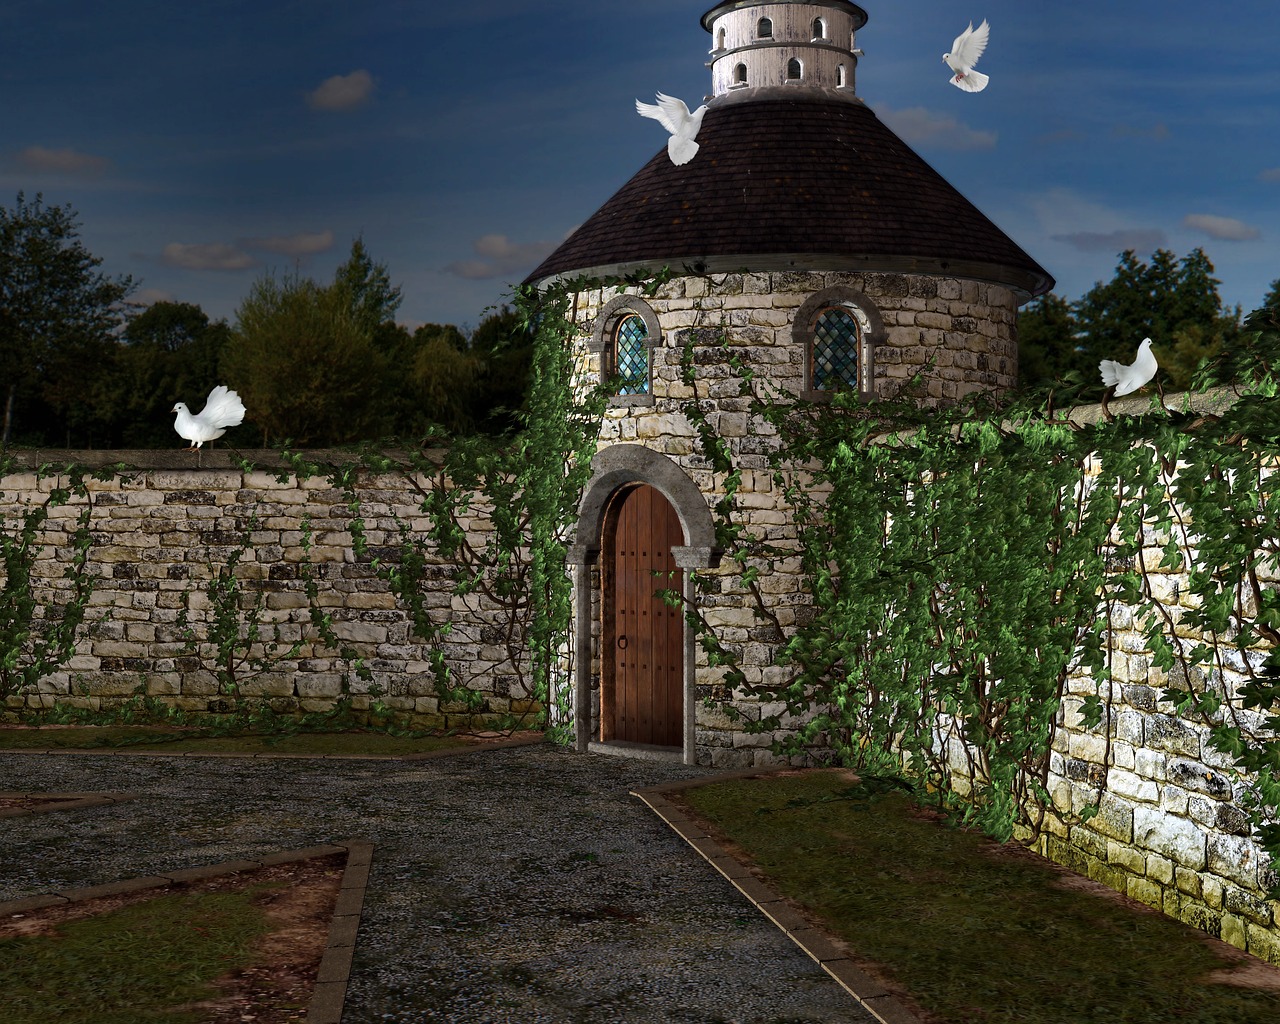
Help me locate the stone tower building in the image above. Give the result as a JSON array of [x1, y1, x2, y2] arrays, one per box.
[[525, 0, 1054, 765]]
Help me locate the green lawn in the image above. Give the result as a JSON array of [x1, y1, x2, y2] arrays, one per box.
[[1, 882, 283, 1024], [675, 770, 1280, 1024], [0, 725, 480, 756]]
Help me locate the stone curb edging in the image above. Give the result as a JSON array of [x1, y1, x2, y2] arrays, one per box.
[[0, 730, 548, 761], [0, 838, 374, 1024], [631, 768, 926, 1024], [0, 791, 139, 818]]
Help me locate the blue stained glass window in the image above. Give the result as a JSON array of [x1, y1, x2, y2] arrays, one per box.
[[614, 314, 649, 395], [812, 307, 860, 390]]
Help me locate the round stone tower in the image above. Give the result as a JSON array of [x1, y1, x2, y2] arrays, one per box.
[[704, 0, 867, 94], [526, 1, 1055, 766]]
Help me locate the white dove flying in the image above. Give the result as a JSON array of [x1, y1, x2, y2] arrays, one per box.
[[944, 19, 990, 92], [172, 385, 246, 449], [635, 92, 708, 166], [1099, 338, 1158, 397]]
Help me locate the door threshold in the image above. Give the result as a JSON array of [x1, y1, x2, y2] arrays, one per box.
[[589, 739, 683, 763]]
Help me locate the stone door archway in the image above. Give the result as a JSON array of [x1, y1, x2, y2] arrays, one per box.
[[567, 445, 720, 764]]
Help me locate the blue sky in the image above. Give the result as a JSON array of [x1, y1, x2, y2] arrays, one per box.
[[4, 1, 1278, 332]]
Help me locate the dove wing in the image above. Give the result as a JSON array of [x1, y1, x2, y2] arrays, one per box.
[[952, 19, 989, 69], [636, 92, 689, 135]]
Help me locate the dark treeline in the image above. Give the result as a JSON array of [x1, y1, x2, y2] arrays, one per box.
[[1017, 247, 1280, 395], [1, 192, 533, 450]]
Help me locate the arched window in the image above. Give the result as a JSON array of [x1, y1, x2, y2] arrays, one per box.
[[756, 17, 772, 38], [613, 314, 650, 395], [837, 63, 846, 88], [716, 27, 726, 51], [787, 58, 803, 81], [733, 62, 747, 85], [593, 295, 659, 404], [812, 17, 826, 40], [794, 286, 881, 398]]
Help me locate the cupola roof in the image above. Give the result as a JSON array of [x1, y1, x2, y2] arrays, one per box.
[[525, 4, 1053, 299]]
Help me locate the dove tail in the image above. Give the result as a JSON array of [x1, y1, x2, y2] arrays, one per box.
[[668, 136, 699, 166], [951, 70, 989, 92], [1099, 360, 1120, 388]]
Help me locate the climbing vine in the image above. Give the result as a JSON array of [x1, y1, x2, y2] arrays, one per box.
[[675, 299, 1280, 894]]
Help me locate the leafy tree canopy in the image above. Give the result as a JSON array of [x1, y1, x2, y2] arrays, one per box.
[[0, 192, 134, 448]]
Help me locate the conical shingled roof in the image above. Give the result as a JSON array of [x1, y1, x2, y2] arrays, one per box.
[[526, 91, 1053, 298]]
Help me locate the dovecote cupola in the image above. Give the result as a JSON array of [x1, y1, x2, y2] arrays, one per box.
[[702, 0, 868, 95]]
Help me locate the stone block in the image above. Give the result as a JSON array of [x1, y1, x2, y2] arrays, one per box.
[[1110, 769, 1159, 804], [1208, 832, 1264, 890], [1134, 805, 1206, 870], [1246, 922, 1280, 967], [1224, 884, 1273, 926], [1126, 875, 1164, 910]]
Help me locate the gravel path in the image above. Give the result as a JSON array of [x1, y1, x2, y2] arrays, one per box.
[[0, 743, 878, 1023]]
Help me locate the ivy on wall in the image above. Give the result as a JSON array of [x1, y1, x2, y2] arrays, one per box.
[[681, 301, 1280, 895]]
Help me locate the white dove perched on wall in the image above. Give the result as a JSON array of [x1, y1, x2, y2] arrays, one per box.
[[1099, 338, 1158, 396], [172, 385, 246, 449], [635, 92, 708, 166], [944, 19, 991, 92]]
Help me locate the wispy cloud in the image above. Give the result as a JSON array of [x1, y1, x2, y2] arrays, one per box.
[[162, 242, 255, 271], [1258, 167, 1280, 183], [307, 70, 375, 111], [1051, 229, 1168, 253], [872, 105, 996, 150], [1183, 213, 1260, 241], [444, 234, 557, 280], [243, 229, 335, 255], [17, 145, 110, 175]]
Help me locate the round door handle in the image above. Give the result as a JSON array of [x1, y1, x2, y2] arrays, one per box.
[[617, 635, 628, 649]]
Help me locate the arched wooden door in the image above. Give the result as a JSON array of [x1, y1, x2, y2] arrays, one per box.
[[603, 484, 683, 747]]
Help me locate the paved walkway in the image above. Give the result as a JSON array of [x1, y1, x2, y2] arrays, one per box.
[[0, 742, 884, 1023]]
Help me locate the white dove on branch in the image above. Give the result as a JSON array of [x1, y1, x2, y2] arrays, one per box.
[[635, 92, 708, 166], [944, 19, 990, 92], [172, 385, 246, 449], [1099, 338, 1158, 396]]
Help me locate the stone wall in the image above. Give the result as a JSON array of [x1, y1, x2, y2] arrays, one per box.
[[566, 274, 1279, 964], [0, 451, 537, 730]]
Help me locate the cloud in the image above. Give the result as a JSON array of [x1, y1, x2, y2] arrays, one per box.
[[872, 105, 996, 150], [1258, 167, 1280, 183], [307, 69, 375, 111], [1051, 229, 1169, 253], [1110, 122, 1171, 141], [162, 242, 255, 271], [444, 234, 558, 280], [243, 229, 335, 255], [1182, 213, 1260, 241], [132, 287, 175, 306], [17, 145, 110, 175]]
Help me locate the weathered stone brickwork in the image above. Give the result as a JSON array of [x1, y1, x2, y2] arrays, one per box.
[[0, 453, 536, 730], [563, 274, 1280, 965]]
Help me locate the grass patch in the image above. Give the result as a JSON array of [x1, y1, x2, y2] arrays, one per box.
[[0, 725, 476, 756], [0, 884, 278, 1024], [675, 770, 1280, 1024]]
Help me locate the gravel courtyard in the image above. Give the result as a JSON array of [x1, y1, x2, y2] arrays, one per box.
[[0, 742, 878, 1023]]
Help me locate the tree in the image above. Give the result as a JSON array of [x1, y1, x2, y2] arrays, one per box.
[[222, 272, 387, 446], [0, 192, 134, 448], [333, 236, 402, 333], [1262, 278, 1280, 310], [1070, 247, 1236, 395], [1015, 293, 1080, 389], [108, 301, 231, 447], [467, 306, 533, 433]]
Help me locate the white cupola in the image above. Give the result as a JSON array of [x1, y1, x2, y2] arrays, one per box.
[[702, 0, 868, 96]]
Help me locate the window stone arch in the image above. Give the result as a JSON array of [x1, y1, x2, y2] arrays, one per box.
[[793, 286, 883, 400], [592, 294, 660, 407]]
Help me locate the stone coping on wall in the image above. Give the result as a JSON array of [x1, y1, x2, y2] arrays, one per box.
[[1, 447, 448, 472]]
